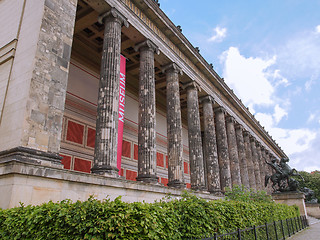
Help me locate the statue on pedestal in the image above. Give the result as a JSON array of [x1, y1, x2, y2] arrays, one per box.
[[265, 157, 304, 192]]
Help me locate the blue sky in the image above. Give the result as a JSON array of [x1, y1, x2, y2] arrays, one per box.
[[160, 0, 320, 172]]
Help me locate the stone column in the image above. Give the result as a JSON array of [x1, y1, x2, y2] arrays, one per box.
[[162, 63, 185, 188], [134, 39, 160, 183], [200, 96, 221, 193], [256, 142, 265, 190], [260, 147, 268, 190], [214, 106, 232, 191], [243, 131, 256, 189], [183, 82, 206, 190], [225, 116, 242, 187], [250, 136, 262, 190], [235, 124, 250, 188], [92, 8, 129, 176]]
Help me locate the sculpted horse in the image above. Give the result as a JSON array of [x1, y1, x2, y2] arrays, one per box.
[[265, 157, 304, 192]]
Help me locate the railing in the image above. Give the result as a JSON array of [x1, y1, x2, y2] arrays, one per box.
[[192, 215, 309, 240]]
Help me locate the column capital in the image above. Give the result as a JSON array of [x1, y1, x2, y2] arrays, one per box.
[[162, 62, 183, 75], [182, 81, 201, 92], [214, 106, 226, 114], [243, 130, 250, 137], [199, 95, 214, 104], [260, 145, 265, 151], [225, 115, 236, 124], [235, 123, 243, 131], [134, 39, 160, 55], [249, 135, 256, 143], [255, 141, 261, 148], [99, 7, 129, 27]]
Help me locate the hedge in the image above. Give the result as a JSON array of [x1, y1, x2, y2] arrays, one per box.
[[0, 193, 299, 239]]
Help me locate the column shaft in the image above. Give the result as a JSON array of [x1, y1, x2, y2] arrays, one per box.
[[226, 116, 242, 187], [214, 106, 232, 191], [243, 131, 256, 189], [265, 151, 274, 193], [185, 82, 206, 190], [235, 124, 250, 188], [163, 63, 184, 188], [256, 142, 265, 190], [201, 96, 221, 193], [250, 137, 262, 190], [135, 40, 159, 183], [260, 147, 268, 191], [92, 9, 129, 176]]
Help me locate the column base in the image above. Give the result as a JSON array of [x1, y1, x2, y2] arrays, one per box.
[[208, 189, 224, 196], [0, 146, 63, 169], [191, 184, 207, 191], [167, 180, 186, 189], [91, 165, 120, 178], [136, 174, 159, 184]]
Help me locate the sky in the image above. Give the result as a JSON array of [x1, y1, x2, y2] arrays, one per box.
[[160, 0, 320, 172]]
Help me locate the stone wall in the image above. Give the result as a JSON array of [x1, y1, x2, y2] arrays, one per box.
[[0, 160, 222, 209], [0, 0, 77, 155]]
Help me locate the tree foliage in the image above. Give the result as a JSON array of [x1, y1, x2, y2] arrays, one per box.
[[0, 192, 299, 239]]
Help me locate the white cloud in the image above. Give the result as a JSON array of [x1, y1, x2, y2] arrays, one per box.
[[220, 46, 319, 172], [255, 110, 316, 156], [289, 130, 320, 172], [315, 25, 320, 34], [221, 47, 276, 107], [273, 104, 288, 124], [307, 113, 315, 123], [208, 27, 227, 42], [305, 78, 316, 91]]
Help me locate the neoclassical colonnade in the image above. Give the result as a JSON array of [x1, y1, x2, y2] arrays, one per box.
[[89, 7, 276, 193]]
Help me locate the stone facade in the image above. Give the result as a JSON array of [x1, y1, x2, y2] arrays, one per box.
[[0, 0, 287, 208]]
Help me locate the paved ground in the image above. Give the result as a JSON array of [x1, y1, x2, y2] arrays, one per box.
[[288, 217, 320, 240]]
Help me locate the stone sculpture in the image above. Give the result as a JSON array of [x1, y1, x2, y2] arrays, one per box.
[[301, 187, 318, 203], [265, 157, 304, 192]]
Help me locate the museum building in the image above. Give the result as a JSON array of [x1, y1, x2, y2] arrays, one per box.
[[0, 0, 286, 208]]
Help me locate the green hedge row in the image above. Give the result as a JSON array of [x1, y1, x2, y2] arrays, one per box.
[[0, 193, 299, 239]]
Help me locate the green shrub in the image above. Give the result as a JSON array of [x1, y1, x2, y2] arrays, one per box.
[[225, 185, 272, 203], [0, 192, 299, 239]]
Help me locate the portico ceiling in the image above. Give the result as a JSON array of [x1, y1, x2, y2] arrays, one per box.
[[71, 0, 197, 123]]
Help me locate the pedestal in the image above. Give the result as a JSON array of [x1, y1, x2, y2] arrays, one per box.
[[305, 203, 320, 219], [272, 192, 307, 216]]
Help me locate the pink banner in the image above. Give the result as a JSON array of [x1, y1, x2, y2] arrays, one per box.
[[117, 55, 126, 175]]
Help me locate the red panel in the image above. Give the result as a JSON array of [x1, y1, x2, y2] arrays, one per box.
[[120, 168, 124, 177], [156, 152, 164, 167], [60, 154, 71, 170], [86, 127, 96, 148], [122, 140, 131, 158], [66, 120, 84, 144], [184, 162, 189, 174], [133, 144, 138, 160], [126, 170, 137, 181], [186, 183, 191, 189], [166, 155, 168, 168], [74, 158, 91, 173], [161, 177, 168, 186]]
